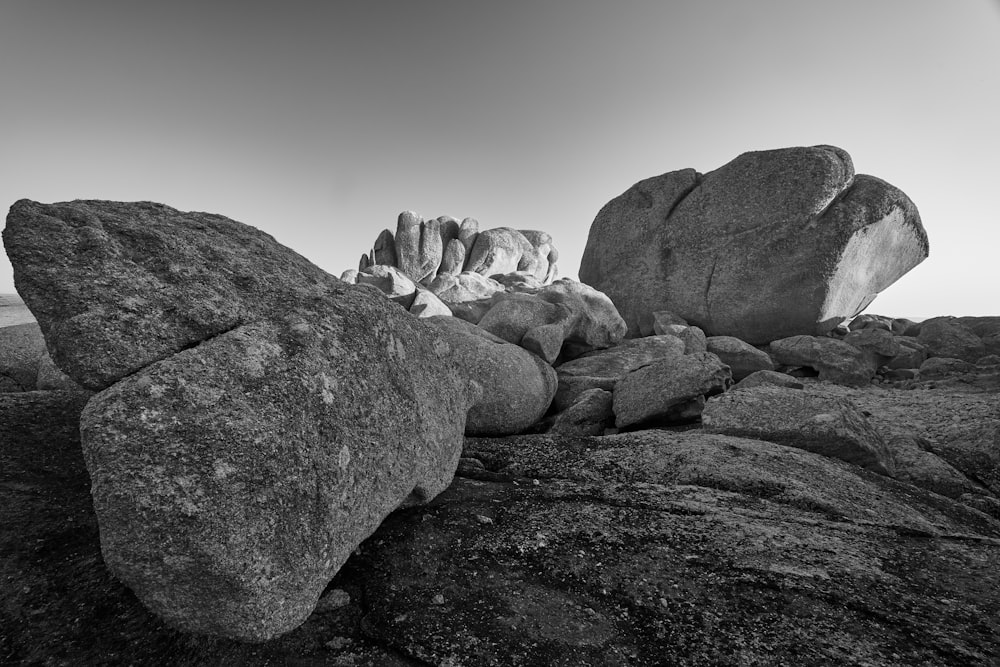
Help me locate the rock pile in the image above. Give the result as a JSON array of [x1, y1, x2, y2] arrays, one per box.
[[343, 211, 627, 362], [4, 146, 999, 657], [579, 145, 929, 342]]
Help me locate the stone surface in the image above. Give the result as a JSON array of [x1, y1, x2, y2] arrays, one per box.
[[769, 335, 873, 386], [546, 388, 614, 436], [731, 369, 804, 391], [371, 228, 397, 267], [465, 228, 537, 279], [887, 434, 979, 499], [534, 279, 627, 357], [649, 309, 688, 336], [557, 335, 686, 381], [4, 375, 1000, 664], [843, 328, 901, 371], [4, 199, 342, 390], [702, 385, 895, 475], [355, 265, 418, 310], [705, 335, 774, 381], [613, 352, 731, 428], [408, 288, 452, 318], [0, 322, 46, 391], [888, 336, 928, 370], [424, 316, 557, 436], [438, 238, 466, 277], [477, 280, 626, 364], [394, 211, 443, 284], [658, 324, 707, 354], [918, 317, 987, 362], [428, 271, 504, 323], [80, 288, 475, 642], [476, 293, 570, 363], [35, 351, 83, 391], [579, 146, 929, 342], [919, 356, 977, 378]]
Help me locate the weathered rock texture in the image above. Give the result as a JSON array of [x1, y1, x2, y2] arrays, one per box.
[[80, 289, 473, 642], [357, 212, 559, 299], [4, 363, 1000, 664], [702, 385, 895, 475], [424, 316, 556, 435], [613, 352, 732, 428], [4, 199, 479, 642], [579, 146, 929, 343], [3, 200, 341, 390]]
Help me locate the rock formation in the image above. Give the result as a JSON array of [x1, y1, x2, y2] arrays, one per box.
[[7, 152, 1000, 661], [357, 211, 559, 293], [4, 199, 477, 641], [579, 145, 929, 342]]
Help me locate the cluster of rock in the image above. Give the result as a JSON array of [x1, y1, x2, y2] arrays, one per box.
[[580, 145, 929, 342], [342, 211, 559, 323], [6, 145, 997, 651]]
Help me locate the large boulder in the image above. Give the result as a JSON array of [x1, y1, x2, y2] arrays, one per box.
[[553, 335, 685, 411], [769, 335, 873, 386], [477, 279, 626, 364], [702, 385, 896, 475], [917, 317, 987, 362], [705, 335, 774, 380], [394, 211, 443, 284], [355, 265, 418, 309], [423, 315, 557, 435], [80, 290, 475, 641], [579, 145, 929, 343], [613, 352, 732, 428], [3, 199, 342, 390], [427, 271, 505, 322]]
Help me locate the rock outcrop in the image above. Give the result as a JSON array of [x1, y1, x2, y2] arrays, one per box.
[[702, 385, 896, 475], [579, 145, 929, 343], [357, 212, 559, 297], [4, 199, 479, 642]]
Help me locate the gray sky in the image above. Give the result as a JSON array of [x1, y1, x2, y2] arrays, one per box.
[[2, 0, 998, 318]]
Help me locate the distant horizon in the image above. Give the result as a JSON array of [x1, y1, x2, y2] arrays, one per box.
[[2, 1, 998, 318]]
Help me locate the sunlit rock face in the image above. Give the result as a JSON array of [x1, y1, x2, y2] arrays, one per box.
[[579, 145, 929, 344]]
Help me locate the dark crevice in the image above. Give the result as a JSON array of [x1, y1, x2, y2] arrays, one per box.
[[176, 320, 245, 353], [662, 172, 703, 222], [815, 175, 857, 222], [703, 256, 719, 324]]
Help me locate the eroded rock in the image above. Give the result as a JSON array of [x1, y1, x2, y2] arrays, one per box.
[[579, 145, 928, 342]]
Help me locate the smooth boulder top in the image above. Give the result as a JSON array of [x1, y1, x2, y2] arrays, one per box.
[[579, 145, 929, 343], [3, 199, 343, 390]]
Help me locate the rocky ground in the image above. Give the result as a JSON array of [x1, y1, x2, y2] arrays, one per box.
[[3, 364, 999, 666]]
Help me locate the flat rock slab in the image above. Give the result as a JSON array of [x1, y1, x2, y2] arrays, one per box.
[[4, 403, 1000, 664], [702, 385, 896, 475], [80, 290, 473, 641], [4, 199, 343, 389]]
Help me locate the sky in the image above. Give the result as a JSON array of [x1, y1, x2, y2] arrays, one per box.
[[1, 0, 998, 318]]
